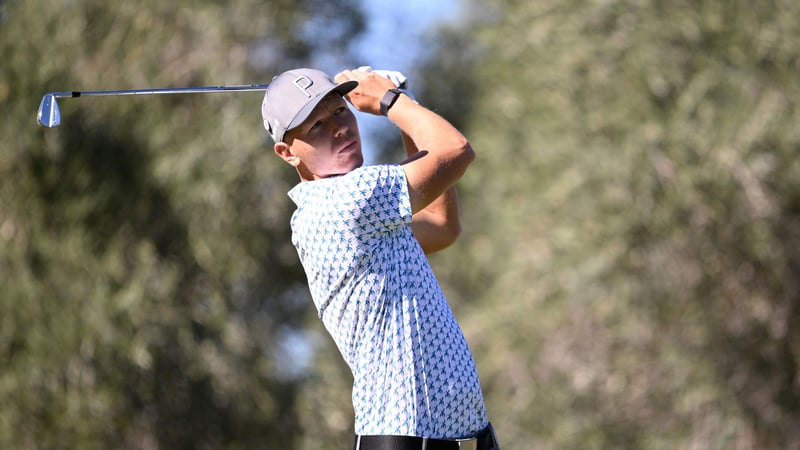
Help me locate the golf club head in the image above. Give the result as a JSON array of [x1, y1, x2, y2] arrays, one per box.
[[37, 94, 61, 127]]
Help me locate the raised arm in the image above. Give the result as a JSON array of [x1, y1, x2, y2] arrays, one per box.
[[334, 69, 475, 253], [399, 130, 464, 253]]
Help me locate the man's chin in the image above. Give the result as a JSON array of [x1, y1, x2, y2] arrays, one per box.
[[350, 155, 365, 172]]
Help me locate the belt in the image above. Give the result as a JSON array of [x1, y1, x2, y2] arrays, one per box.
[[354, 434, 459, 450], [353, 423, 499, 450]]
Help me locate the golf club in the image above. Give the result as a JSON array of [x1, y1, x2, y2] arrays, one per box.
[[37, 84, 270, 127]]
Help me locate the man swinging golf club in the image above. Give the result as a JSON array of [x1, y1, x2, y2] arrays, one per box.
[[262, 66, 500, 450]]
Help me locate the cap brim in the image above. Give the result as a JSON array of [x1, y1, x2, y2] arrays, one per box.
[[285, 80, 358, 135]]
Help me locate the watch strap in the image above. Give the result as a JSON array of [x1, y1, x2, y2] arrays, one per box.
[[380, 88, 404, 115]]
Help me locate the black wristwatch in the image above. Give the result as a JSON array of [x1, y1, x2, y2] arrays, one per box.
[[380, 88, 404, 115]]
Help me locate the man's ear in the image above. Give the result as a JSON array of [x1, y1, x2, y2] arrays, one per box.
[[274, 142, 300, 167]]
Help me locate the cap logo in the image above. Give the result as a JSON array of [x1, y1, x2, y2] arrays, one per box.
[[292, 75, 314, 98]]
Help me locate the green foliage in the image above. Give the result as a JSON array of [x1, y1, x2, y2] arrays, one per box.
[[422, 0, 800, 448], [0, 0, 364, 448], [4, 0, 799, 448]]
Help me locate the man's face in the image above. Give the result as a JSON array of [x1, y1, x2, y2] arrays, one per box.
[[281, 93, 362, 180]]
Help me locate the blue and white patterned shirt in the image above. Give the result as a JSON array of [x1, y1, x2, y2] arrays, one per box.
[[287, 164, 488, 438]]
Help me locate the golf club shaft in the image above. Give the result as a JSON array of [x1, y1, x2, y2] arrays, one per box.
[[47, 84, 270, 98], [38, 84, 270, 127]]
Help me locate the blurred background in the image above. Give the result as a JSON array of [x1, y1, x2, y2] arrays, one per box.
[[1, 0, 799, 448]]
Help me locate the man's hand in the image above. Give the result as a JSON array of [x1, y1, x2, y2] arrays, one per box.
[[334, 67, 398, 116]]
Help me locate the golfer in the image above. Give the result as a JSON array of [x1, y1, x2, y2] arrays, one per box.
[[262, 66, 499, 450]]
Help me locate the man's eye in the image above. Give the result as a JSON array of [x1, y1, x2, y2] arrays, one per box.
[[335, 107, 346, 115], [310, 120, 322, 130]]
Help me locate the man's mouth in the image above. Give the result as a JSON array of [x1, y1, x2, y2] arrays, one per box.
[[339, 139, 358, 153]]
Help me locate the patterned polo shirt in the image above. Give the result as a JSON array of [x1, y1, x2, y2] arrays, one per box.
[[287, 164, 488, 438]]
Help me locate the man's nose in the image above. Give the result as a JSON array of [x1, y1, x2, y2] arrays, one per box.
[[332, 117, 349, 137]]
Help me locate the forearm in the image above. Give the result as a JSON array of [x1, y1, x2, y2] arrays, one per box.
[[403, 129, 463, 253], [401, 129, 418, 158]]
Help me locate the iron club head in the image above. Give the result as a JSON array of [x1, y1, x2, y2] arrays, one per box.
[[37, 93, 61, 127]]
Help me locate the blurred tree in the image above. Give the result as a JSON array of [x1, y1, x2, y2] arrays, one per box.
[[0, 0, 364, 448], [418, 0, 800, 449]]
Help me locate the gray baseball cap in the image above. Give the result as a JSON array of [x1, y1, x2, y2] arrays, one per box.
[[261, 68, 358, 143]]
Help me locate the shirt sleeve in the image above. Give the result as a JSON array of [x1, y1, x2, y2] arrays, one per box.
[[346, 164, 412, 241]]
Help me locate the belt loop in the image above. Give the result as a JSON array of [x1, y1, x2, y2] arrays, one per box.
[[421, 437, 428, 450]]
